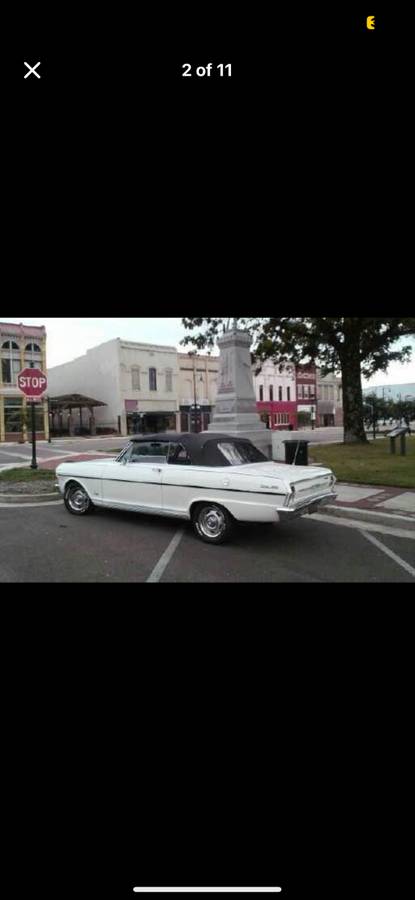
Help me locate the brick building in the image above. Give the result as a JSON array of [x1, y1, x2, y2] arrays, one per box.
[[296, 364, 317, 425], [253, 360, 297, 430], [0, 322, 49, 442]]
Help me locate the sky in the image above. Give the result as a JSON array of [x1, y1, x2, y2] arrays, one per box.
[[1, 317, 414, 388]]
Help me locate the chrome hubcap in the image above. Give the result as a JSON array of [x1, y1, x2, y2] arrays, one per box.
[[198, 507, 225, 538], [68, 487, 89, 512]]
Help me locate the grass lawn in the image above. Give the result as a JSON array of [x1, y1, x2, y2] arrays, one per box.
[[310, 437, 415, 489], [0, 467, 56, 483]]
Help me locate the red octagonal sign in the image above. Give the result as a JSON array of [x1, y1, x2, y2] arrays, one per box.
[[17, 367, 48, 399]]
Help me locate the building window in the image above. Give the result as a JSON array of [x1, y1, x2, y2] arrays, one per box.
[[24, 342, 42, 369], [287, 386, 291, 402], [165, 368, 173, 392], [278, 386, 283, 402], [259, 385, 264, 402], [149, 368, 157, 391], [1, 341, 21, 384], [297, 385, 303, 399], [269, 385, 274, 402], [131, 367, 141, 391], [4, 397, 23, 433], [274, 413, 290, 426]]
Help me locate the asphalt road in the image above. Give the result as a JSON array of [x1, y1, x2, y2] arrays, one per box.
[[1, 502, 414, 582]]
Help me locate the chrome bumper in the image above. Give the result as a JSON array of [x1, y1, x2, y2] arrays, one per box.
[[278, 492, 337, 520]]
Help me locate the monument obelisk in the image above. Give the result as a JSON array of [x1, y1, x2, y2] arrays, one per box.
[[207, 320, 271, 458]]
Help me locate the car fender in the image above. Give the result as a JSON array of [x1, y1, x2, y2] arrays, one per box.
[[57, 473, 98, 501], [188, 492, 278, 523]]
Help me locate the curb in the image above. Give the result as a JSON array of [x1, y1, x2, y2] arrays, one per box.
[[0, 492, 61, 505], [322, 504, 415, 532]]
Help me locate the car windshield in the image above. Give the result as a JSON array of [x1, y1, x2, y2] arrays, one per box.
[[217, 441, 267, 466]]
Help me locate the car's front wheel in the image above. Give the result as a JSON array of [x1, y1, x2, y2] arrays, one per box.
[[64, 482, 94, 516], [192, 502, 234, 544]]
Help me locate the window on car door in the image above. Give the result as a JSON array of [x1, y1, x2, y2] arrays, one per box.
[[129, 442, 170, 465], [166, 443, 191, 465], [101, 442, 166, 510]]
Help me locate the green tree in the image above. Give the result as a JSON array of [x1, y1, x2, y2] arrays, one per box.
[[182, 318, 415, 443], [393, 396, 415, 430], [363, 393, 385, 434]]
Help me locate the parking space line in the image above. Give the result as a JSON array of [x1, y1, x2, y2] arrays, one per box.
[[360, 530, 415, 579], [310, 512, 415, 541], [146, 529, 185, 582]]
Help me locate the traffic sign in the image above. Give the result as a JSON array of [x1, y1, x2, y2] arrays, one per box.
[[17, 367, 48, 400], [17, 368, 48, 469]]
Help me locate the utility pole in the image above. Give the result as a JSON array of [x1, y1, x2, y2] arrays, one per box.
[[188, 351, 198, 433], [193, 357, 197, 431], [47, 396, 52, 442]]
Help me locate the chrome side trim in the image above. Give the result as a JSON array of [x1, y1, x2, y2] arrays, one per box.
[[93, 499, 191, 519]]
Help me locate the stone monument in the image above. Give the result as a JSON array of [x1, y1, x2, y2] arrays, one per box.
[[207, 320, 272, 458]]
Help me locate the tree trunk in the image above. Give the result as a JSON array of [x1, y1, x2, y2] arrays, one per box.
[[341, 337, 368, 443]]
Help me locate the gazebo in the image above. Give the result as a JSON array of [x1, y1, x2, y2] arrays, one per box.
[[48, 394, 107, 437]]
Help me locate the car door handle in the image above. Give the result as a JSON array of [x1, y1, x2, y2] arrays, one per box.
[[152, 467, 162, 473]]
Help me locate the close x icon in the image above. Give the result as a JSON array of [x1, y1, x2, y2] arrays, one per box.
[[24, 61, 41, 78]]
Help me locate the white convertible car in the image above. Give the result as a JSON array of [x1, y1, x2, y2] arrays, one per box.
[[56, 432, 337, 544]]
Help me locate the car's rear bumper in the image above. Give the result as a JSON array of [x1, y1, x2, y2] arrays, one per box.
[[278, 492, 337, 520]]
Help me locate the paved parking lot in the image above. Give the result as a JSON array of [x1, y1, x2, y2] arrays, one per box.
[[1, 502, 414, 582]]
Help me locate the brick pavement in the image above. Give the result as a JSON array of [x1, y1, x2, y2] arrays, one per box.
[[333, 483, 415, 520]]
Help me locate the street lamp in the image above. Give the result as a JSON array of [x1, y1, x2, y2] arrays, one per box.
[[188, 351, 204, 433]]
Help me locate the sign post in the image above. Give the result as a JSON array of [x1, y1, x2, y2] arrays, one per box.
[[30, 401, 38, 469], [17, 368, 48, 469]]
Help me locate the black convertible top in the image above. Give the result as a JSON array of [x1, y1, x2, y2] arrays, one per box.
[[128, 432, 267, 467]]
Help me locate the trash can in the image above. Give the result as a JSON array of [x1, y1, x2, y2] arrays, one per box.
[[284, 440, 309, 466]]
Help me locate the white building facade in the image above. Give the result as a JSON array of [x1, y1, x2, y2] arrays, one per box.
[[363, 383, 415, 402], [317, 370, 343, 427], [48, 339, 180, 436]]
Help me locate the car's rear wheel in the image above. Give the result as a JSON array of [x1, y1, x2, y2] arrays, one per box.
[[64, 482, 94, 516], [192, 502, 234, 544]]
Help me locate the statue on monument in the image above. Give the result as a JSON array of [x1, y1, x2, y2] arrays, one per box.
[[208, 316, 271, 457]]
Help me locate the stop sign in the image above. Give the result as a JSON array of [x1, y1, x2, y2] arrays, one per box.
[[17, 368, 48, 399]]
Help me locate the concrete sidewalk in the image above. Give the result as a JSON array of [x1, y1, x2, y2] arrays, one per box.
[[323, 482, 415, 531]]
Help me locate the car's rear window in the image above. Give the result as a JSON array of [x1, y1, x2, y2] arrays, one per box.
[[217, 441, 267, 465]]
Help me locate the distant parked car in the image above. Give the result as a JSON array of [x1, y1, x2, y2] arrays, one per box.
[[56, 433, 337, 544]]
